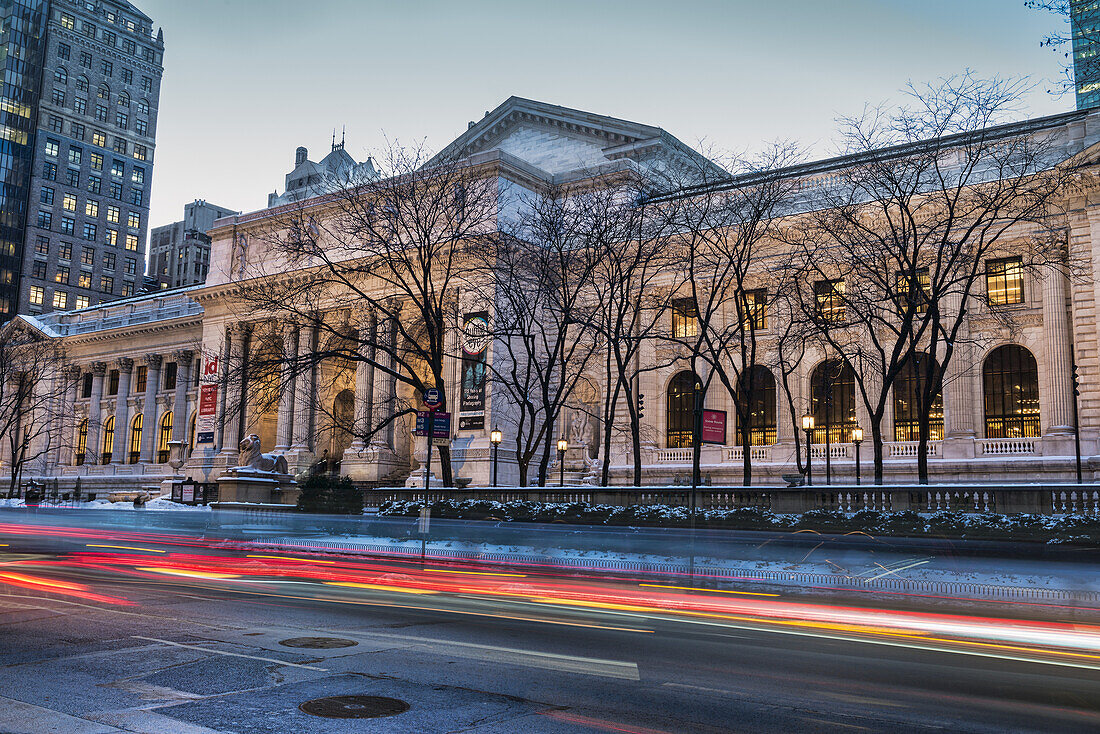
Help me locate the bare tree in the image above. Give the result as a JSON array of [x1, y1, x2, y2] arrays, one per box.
[[232, 141, 499, 486], [788, 74, 1074, 483], [1025, 1, 1100, 99], [0, 322, 71, 496]]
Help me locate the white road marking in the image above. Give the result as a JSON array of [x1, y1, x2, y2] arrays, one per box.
[[131, 636, 327, 671]]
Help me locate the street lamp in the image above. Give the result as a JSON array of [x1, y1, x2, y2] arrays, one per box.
[[557, 438, 568, 487], [851, 426, 863, 486], [802, 414, 815, 486], [490, 427, 502, 487]]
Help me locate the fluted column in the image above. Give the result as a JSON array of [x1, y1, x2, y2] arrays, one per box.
[[350, 312, 375, 451], [139, 354, 162, 462], [291, 325, 316, 450], [171, 350, 193, 444], [85, 362, 107, 463], [1043, 266, 1074, 434], [110, 358, 134, 464], [371, 315, 396, 449], [219, 326, 246, 458], [274, 325, 298, 451]]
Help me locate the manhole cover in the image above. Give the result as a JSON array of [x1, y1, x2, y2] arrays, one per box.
[[278, 637, 358, 649], [299, 695, 410, 719]]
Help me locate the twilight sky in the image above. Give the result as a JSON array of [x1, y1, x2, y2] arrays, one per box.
[[139, 0, 1069, 228]]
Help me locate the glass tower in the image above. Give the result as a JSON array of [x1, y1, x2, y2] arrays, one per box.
[[0, 0, 48, 319], [1072, 0, 1100, 109]]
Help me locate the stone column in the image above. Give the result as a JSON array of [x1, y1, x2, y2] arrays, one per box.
[[218, 326, 246, 460], [85, 362, 107, 463], [110, 358, 134, 465], [350, 313, 375, 451], [139, 354, 162, 463], [58, 366, 81, 466], [291, 325, 315, 450], [171, 350, 193, 444], [1043, 266, 1075, 435], [371, 316, 397, 449], [274, 325, 298, 452], [941, 292, 978, 460]]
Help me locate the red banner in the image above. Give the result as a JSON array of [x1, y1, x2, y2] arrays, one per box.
[[701, 409, 726, 445]]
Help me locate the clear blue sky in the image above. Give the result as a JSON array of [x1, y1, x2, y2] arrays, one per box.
[[139, 0, 1069, 228]]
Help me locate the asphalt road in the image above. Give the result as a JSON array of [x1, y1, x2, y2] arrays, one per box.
[[2, 564, 1100, 734]]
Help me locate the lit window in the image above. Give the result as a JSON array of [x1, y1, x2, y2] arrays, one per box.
[[814, 279, 846, 324], [44, 139, 59, 157], [127, 212, 140, 229], [75, 295, 89, 308], [102, 252, 115, 270], [85, 199, 99, 217], [62, 194, 77, 211], [125, 234, 138, 251], [133, 144, 147, 161], [92, 130, 106, 147], [111, 160, 125, 178], [986, 257, 1024, 306], [131, 166, 144, 185], [60, 13, 74, 29], [81, 247, 94, 266], [78, 272, 91, 289], [55, 266, 69, 284], [52, 290, 67, 309], [28, 285, 44, 305], [106, 229, 118, 246], [671, 297, 699, 338], [740, 289, 768, 331], [896, 268, 930, 315], [90, 152, 103, 170], [106, 205, 120, 223]]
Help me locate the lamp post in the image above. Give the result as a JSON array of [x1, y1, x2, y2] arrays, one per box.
[[802, 414, 815, 486], [490, 428, 502, 487], [557, 438, 568, 487], [852, 426, 863, 486]]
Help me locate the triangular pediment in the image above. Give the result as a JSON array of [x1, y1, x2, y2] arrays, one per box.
[[428, 96, 725, 182]]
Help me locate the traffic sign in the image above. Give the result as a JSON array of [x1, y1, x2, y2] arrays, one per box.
[[423, 388, 442, 409]]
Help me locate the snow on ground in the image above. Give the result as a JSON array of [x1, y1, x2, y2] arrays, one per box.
[[0, 497, 209, 511]]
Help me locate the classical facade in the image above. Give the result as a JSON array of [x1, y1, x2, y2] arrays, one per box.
[[7, 96, 1100, 493]]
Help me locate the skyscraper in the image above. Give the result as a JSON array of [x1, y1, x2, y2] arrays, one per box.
[[1072, 0, 1100, 109], [0, 0, 162, 321], [148, 199, 238, 290]]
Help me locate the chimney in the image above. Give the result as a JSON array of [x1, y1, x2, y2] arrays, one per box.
[[295, 146, 308, 165]]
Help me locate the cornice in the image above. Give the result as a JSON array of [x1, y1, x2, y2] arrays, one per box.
[[61, 314, 202, 346]]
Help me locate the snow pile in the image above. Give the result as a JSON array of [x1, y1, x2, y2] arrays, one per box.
[[0, 497, 209, 511]]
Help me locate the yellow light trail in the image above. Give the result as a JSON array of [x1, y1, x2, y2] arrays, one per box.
[[639, 584, 779, 597], [323, 581, 437, 594], [87, 545, 166, 553], [245, 555, 336, 564], [135, 567, 239, 579], [426, 568, 526, 577]]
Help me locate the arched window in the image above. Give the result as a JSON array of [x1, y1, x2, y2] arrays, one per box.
[[157, 411, 172, 463], [893, 354, 944, 442], [736, 366, 776, 446], [983, 345, 1040, 438], [101, 416, 115, 464], [329, 389, 355, 461], [117, 91, 129, 107], [128, 414, 142, 463], [54, 66, 67, 84], [75, 419, 88, 465], [137, 98, 150, 116], [667, 371, 701, 449], [76, 75, 89, 93], [810, 359, 856, 444], [97, 84, 110, 101]]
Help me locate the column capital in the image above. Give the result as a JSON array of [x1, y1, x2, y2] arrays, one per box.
[[145, 353, 163, 369], [174, 349, 194, 365], [116, 357, 134, 373], [91, 361, 107, 375], [66, 365, 82, 380]]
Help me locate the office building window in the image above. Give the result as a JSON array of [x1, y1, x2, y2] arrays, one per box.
[[134, 118, 146, 136], [141, 76, 152, 93], [83, 21, 95, 38], [130, 189, 143, 206], [55, 266, 69, 284], [79, 51, 92, 68], [58, 43, 70, 60], [127, 212, 140, 229], [75, 295, 89, 309], [35, 236, 50, 255], [101, 60, 113, 77], [121, 281, 133, 297], [106, 205, 120, 223], [133, 144, 147, 161], [92, 130, 106, 147], [121, 68, 132, 84], [51, 88, 65, 106], [123, 39, 136, 55], [78, 272, 91, 289], [54, 67, 67, 84], [814, 279, 846, 324], [102, 252, 115, 270], [37, 211, 52, 229], [110, 181, 122, 199], [81, 247, 95, 266], [28, 286, 44, 305], [111, 160, 124, 178], [136, 99, 150, 115], [73, 97, 87, 115], [115, 111, 128, 129], [135, 365, 147, 393], [32, 261, 46, 279], [52, 291, 67, 309], [88, 175, 101, 194], [164, 362, 177, 390], [60, 13, 74, 29], [60, 217, 74, 236], [90, 152, 103, 170], [75, 75, 89, 93], [124, 257, 137, 275], [42, 162, 57, 181], [95, 104, 108, 122], [85, 200, 98, 217], [125, 234, 138, 251], [58, 242, 71, 260], [82, 223, 97, 241], [71, 122, 85, 141], [66, 169, 80, 187], [62, 193, 77, 211], [132, 167, 144, 185], [68, 146, 81, 165], [103, 31, 116, 48], [671, 297, 699, 338], [113, 138, 127, 154], [100, 276, 113, 293], [40, 187, 54, 205], [44, 139, 59, 157], [106, 229, 118, 246], [47, 115, 63, 133]]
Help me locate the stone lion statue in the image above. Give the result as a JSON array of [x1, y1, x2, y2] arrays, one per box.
[[237, 434, 288, 474]]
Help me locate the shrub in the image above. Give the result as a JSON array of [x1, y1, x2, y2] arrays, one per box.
[[297, 475, 363, 515]]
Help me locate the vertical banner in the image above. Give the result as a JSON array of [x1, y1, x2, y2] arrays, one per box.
[[459, 312, 489, 430], [196, 354, 219, 445]]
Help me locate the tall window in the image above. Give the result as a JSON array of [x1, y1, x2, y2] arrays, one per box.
[[736, 366, 776, 446], [128, 414, 142, 463], [164, 361, 177, 390], [814, 279, 846, 324], [101, 416, 115, 464], [810, 359, 856, 444], [739, 289, 768, 331], [671, 298, 698, 338], [895, 268, 930, 315], [157, 412, 173, 463], [75, 419, 88, 464], [983, 345, 1040, 438], [986, 257, 1024, 306], [666, 371, 701, 449], [893, 354, 944, 442]]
